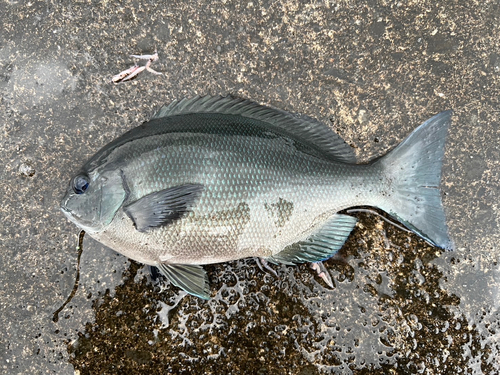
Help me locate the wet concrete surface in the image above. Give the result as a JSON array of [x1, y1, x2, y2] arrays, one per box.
[[1, 0, 499, 374]]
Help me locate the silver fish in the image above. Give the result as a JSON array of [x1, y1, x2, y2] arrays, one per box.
[[61, 96, 453, 299]]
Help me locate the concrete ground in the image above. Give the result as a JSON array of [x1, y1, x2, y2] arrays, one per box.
[[1, 0, 499, 374]]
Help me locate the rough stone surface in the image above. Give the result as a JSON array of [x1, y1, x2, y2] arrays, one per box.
[[1, 1, 498, 374]]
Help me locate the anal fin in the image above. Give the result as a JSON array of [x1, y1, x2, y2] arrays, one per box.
[[268, 214, 357, 265]]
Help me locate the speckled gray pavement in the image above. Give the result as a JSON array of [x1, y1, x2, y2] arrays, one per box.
[[1, 1, 499, 374]]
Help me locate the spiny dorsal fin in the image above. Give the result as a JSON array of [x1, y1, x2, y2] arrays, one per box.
[[153, 95, 357, 164]]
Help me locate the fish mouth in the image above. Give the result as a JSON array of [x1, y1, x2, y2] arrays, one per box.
[[60, 204, 76, 222], [60, 201, 70, 213], [60, 205, 100, 234], [60, 194, 74, 217], [60, 197, 91, 229]]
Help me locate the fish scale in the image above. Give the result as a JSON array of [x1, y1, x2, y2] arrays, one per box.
[[61, 95, 453, 299]]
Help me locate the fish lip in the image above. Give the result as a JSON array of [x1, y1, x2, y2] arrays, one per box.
[[60, 197, 73, 215], [60, 204, 74, 221]]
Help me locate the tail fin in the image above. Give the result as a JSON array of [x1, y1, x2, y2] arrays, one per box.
[[374, 111, 453, 250]]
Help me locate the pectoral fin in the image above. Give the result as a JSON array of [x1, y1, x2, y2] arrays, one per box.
[[157, 263, 211, 300], [268, 214, 357, 265], [124, 184, 204, 232]]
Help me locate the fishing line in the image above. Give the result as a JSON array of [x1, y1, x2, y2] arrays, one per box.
[[346, 208, 412, 233], [53, 230, 85, 323]]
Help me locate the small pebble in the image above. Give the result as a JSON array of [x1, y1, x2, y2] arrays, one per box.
[[19, 162, 35, 177]]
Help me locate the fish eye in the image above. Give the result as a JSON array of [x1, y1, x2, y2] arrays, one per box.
[[73, 175, 90, 194]]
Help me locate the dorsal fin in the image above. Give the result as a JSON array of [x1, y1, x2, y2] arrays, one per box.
[[152, 95, 357, 163]]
